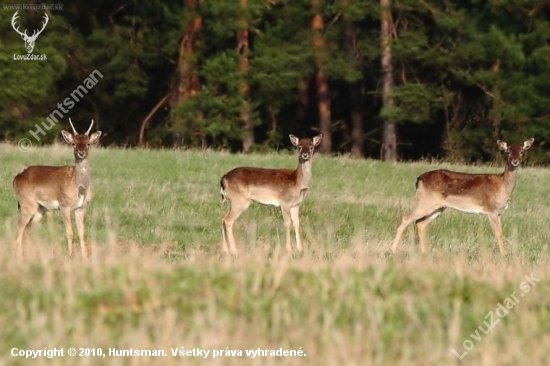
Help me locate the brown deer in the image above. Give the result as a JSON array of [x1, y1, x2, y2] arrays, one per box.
[[13, 119, 102, 259], [392, 138, 534, 255], [220, 134, 322, 255]]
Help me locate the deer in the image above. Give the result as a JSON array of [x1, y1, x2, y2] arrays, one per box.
[[11, 11, 49, 54], [13, 119, 102, 259], [392, 138, 534, 255], [220, 134, 322, 255]]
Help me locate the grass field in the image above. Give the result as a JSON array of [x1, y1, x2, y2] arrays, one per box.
[[0, 142, 549, 365]]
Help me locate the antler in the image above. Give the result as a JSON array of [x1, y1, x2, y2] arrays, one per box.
[[11, 11, 28, 38], [85, 120, 94, 136], [68, 118, 78, 135]]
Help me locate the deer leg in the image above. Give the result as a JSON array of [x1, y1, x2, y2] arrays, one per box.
[[221, 216, 229, 254], [60, 207, 74, 257], [487, 213, 505, 255], [222, 199, 250, 255], [415, 208, 445, 253], [29, 206, 47, 226], [75, 207, 88, 259], [15, 202, 38, 259], [290, 206, 302, 252], [281, 206, 293, 252], [392, 203, 441, 253]]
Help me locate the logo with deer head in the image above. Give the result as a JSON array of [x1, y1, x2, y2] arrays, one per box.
[[11, 11, 49, 54]]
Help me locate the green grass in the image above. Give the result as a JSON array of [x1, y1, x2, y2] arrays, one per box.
[[0, 143, 549, 365]]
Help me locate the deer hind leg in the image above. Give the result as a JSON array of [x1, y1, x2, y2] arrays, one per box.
[[15, 201, 39, 259], [29, 206, 47, 226], [60, 207, 74, 257], [222, 198, 250, 255], [392, 202, 442, 253], [290, 206, 302, 252], [415, 208, 445, 253], [487, 213, 505, 255], [75, 207, 88, 259]]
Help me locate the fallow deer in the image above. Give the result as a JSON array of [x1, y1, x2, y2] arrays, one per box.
[[220, 134, 322, 255], [13, 119, 102, 259], [392, 138, 534, 255]]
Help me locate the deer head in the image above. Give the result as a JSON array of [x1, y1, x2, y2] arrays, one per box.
[[497, 138, 534, 169], [290, 134, 322, 162], [61, 119, 102, 160], [11, 11, 49, 54]]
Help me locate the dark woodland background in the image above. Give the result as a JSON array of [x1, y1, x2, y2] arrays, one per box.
[[1, 0, 550, 163]]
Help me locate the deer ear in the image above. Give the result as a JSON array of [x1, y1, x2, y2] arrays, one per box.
[[497, 140, 508, 151], [61, 130, 74, 144], [522, 138, 534, 151], [289, 134, 299, 147], [313, 134, 323, 147], [88, 131, 102, 145]]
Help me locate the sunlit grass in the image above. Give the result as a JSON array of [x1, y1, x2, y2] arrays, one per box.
[[0, 143, 549, 365]]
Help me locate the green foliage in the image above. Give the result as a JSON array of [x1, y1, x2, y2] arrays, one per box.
[[171, 52, 247, 145], [1, 0, 550, 160], [0, 7, 68, 140], [380, 84, 437, 124]]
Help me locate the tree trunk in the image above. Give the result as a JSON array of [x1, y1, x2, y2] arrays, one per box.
[[238, 0, 254, 152], [343, 17, 364, 158], [172, 0, 201, 108], [349, 82, 364, 158], [169, 0, 202, 146], [312, 0, 332, 154], [490, 59, 501, 139], [297, 80, 309, 121], [380, 0, 397, 162]]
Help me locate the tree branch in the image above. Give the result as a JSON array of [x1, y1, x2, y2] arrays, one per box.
[[138, 93, 170, 148]]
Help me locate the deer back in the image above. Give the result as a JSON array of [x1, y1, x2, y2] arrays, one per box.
[[221, 167, 299, 205]]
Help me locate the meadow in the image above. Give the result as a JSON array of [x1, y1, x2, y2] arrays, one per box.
[[0, 142, 549, 366]]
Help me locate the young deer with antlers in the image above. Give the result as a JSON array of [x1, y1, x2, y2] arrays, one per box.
[[392, 138, 534, 255], [220, 134, 322, 255], [13, 119, 102, 259]]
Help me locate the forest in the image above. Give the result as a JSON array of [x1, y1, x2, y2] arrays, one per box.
[[1, 0, 550, 163]]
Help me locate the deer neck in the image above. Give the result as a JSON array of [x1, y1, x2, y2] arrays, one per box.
[[502, 160, 518, 196], [74, 157, 91, 192], [296, 159, 313, 189]]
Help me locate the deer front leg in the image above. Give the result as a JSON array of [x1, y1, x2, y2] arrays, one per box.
[[75, 207, 88, 259], [60, 207, 74, 257], [487, 213, 505, 255], [290, 206, 302, 252], [281, 206, 293, 252]]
